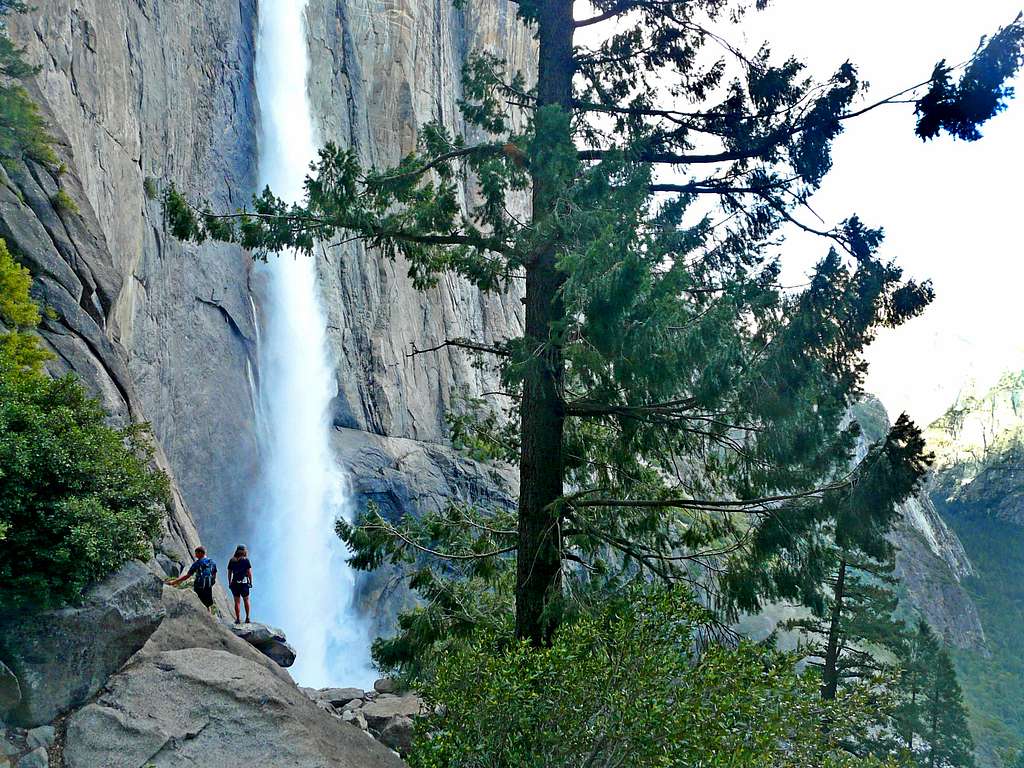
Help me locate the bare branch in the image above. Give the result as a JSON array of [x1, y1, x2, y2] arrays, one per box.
[[407, 337, 511, 359]]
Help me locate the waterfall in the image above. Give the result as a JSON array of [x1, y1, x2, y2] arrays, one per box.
[[248, 0, 374, 688]]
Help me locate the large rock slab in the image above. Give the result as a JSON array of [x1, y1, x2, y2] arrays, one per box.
[[361, 694, 424, 731], [140, 586, 291, 683], [64, 647, 406, 768], [0, 560, 164, 726]]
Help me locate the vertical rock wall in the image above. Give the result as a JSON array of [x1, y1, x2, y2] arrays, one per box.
[[5, 0, 261, 560], [4, 0, 528, 571], [301, 0, 528, 518]]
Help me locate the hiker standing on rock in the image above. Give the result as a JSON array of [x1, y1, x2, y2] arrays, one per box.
[[166, 546, 218, 613], [227, 544, 253, 624]]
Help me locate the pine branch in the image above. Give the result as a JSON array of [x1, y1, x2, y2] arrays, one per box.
[[569, 481, 851, 513], [367, 143, 508, 186], [361, 520, 517, 562], [407, 337, 511, 358]]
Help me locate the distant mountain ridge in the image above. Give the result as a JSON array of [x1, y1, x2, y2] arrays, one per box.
[[928, 371, 1024, 526]]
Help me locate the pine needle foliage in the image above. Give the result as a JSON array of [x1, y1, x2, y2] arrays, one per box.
[[163, 1, 1024, 652]]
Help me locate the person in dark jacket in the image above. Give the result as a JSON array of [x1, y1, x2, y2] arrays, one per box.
[[227, 544, 253, 624], [167, 546, 218, 612]]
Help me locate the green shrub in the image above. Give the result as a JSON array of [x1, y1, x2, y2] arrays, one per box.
[[0, 237, 169, 611], [0, 238, 49, 372], [51, 187, 78, 214], [0, 3, 57, 165], [142, 176, 158, 200], [410, 586, 906, 768]]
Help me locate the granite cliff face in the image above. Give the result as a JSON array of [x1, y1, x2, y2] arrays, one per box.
[[5, 0, 527, 571], [848, 397, 985, 650], [4, 0, 260, 565]]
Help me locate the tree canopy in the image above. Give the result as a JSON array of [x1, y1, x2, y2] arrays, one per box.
[[165, 0, 1023, 657], [0, 239, 169, 611]]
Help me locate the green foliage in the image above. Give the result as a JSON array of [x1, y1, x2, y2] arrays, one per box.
[[895, 620, 976, 768], [0, 236, 38, 327], [0, 238, 169, 611], [0, 237, 49, 372], [916, 15, 1024, 141], [163, 0, 1022, 660], [410, 586, 907, 768], [0, 3, 56, 164], [51, 187, 78, 214], [338, 500, 516, 677]]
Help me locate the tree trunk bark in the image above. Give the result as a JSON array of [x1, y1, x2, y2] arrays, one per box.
[[514, 0, 575, 645], [820, 556, 847, 699]]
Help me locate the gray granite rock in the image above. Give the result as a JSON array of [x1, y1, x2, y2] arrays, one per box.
[[0, 561, 164, 726], [320, 687, 365, 707], [361, 694, 423, 732], [15, 748, 46, 768], [378, 716, 415, 756], [23, 728, 52, 751], [227, 622, 297, 668], [64, 648, 403, 768]]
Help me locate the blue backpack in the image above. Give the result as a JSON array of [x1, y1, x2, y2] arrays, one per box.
[[194, 557, 216, 590]]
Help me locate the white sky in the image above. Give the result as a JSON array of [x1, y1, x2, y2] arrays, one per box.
[[737, 1, 1024, 426]]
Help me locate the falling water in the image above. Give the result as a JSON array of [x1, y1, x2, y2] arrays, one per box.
[[248, 0, 374, 687]]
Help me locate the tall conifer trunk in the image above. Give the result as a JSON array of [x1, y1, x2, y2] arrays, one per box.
[[515, 0, 574, 645], [821, 557, 847, 699]]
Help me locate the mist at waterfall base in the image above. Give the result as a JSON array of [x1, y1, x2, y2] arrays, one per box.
[[244, 0, 374, 689]]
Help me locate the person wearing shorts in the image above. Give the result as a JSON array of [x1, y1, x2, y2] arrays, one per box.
[[227, 544, 253, 624], [167, 546, 218, 612]]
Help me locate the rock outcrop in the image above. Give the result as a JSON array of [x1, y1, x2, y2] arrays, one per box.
[[0, 560, 165, 727], [64, 647, 405, 768], [227, 621, 297, 667], [0, 581, 407, 767], [303, 682, 424, 758]]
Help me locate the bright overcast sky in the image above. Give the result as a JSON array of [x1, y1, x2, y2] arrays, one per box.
[[737, 1, 1024, 426]]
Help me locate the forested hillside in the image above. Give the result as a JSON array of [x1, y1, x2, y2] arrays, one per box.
[[927, 374, 1024, 766]]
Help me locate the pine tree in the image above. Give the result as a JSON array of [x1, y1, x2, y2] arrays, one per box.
[[164, 2, 1024, 649], [895, 620, 976, 768], [785, 415, 931, 700], [787, 552, 904, 699]]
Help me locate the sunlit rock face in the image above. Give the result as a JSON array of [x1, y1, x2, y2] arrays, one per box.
[[926, 371, 1024, 526], [849, 397, 985, 651]]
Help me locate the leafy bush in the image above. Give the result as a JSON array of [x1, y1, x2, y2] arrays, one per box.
[[410, 587, 907, 768], [0, 238, 49, 372], [51, 187, 78, 214], [0, 237, 169, 611]]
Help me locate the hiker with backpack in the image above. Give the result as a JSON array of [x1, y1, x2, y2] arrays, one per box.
[[166, 546, 218, 612], [227, 544, 253, 624]]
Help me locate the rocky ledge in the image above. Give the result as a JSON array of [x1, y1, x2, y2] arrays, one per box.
[[302, 679, 425, 757], [0, 561, 407, 768]]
